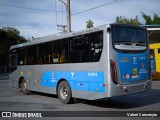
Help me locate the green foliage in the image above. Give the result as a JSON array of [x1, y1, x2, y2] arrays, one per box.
[[2, 27, 20, 36], [149, 40, 157, 44], [86, 19, 94, 28], [0, 27, 27, 65], [116, 12, 160, 25], [141, 12, 160, 24], [116, 16, 141, 25]]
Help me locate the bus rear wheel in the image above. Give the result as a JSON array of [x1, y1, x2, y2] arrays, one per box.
[[58, 81, 73, 104], [21, 79, 30, 95]]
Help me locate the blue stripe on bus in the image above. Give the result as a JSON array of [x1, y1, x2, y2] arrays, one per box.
[[41, 71, 105, 92]]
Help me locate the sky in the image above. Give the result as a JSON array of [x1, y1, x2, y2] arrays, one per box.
[[0, 0, 160, 39]]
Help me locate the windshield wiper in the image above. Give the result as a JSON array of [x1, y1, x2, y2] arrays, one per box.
[[114, 42, 132, 45], [134, 43, 146, 46]]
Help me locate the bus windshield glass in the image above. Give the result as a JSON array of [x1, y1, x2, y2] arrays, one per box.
[[112, 26, 147, 51]]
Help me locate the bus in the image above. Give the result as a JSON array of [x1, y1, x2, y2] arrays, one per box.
[[150, 49, 156, 75], [150, 43, 160, 80], [10, 24, 151, 104]]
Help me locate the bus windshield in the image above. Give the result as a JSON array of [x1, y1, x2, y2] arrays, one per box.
[[112, 26, 147, 51]]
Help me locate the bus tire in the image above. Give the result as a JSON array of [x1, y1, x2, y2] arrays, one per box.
[[21, 79, 30, 95], [58, 81, 73, 104]]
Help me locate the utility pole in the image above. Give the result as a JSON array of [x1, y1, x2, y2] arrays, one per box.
[[59, 0, 71, 32], [66, 0, 71, 32]]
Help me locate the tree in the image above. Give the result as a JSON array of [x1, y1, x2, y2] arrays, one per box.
[[141, 12, 160, 24], [141, 12, 160, 44], [2, 27, 20, 36], [86, 19, 94, 28], [116, 16, 141, 25], [2, 27, 27, 45]]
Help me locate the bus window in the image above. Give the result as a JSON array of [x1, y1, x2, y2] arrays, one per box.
[[69, 31, 103, 63], [10, 54, 18, 67], [113, 26, 147, 52], [150, 49, 156, 75], [18, 47, 26, 65], [38, 43, 45, 64], [59, 39, 68, 63], [26, 45, 37, 65], [10, 49, 18, 67], [9, 53, 18, 73], [158, 48, 160, 54], [43, 42, 52, 64], [90, 32, 103, 62], [69, 35, 89, 63], [52, 39, 68, 63], [150, 49, 154, 58]]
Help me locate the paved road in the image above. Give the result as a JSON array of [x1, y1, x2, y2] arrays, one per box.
[[0, 78, 160, 119]]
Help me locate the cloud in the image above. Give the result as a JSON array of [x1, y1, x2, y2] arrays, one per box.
[[71, 0, 160, 28], [0, 0, 59, 38], [16, 25, 57, 39], [0, 0, 160, 38]]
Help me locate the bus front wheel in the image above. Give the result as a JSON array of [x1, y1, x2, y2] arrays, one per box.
[[21, 79, 30, 95], [58, 81, 73, 104]]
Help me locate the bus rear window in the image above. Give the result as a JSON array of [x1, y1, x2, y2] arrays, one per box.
[[112, 25, 147, 51]]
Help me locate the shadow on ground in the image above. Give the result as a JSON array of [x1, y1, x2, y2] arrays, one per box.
[[77, 89, 160, 109]]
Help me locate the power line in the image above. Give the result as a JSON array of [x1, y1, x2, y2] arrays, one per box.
[[0, 0, 123, 14], [72, 0, 124, 16], [0, 3, 65, 12]]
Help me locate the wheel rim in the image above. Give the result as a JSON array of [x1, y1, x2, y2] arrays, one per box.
[[60, 86, 68, 100], [22, 82, 27, 92]]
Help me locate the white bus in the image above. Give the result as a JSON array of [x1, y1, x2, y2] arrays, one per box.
[[10, 23, 151, 104]]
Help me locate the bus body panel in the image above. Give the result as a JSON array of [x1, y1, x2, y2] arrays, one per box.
[[10, 62, 109, 100], [150, 58, 156, 75], [117, 52, 149, 84], [150, 43, 160, 80]]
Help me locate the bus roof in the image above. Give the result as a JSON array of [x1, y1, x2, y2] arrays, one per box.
[[141, 24, 160, 31], [141, 24, 160, 43]]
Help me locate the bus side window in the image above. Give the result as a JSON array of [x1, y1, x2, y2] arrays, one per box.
[[90, 32, 103, 62], [44, 42, 52, 64], [157, 48, 160, 54], [18, 47, 27, 65], [69, 35, 89, 63], [52, 39, 68, 64], [9, 54, 18, 73], [150, 49, 154, 58], [53, 52, 59, 63], [10, 54, 18, 67], [60, 49, 66, 63], [38, 43, 45, 64], [52, 40, 60, 63]]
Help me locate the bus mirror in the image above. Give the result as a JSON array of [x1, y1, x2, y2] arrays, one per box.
[[107, 27, 111, 33]]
